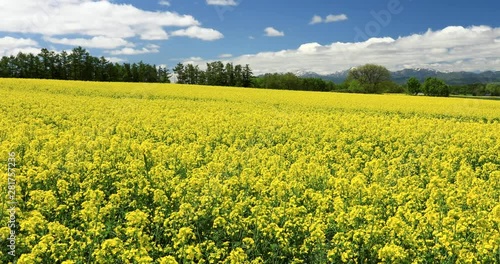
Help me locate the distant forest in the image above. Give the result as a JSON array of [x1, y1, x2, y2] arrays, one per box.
[[0, 47, 170, 83], [173, 62, 337, 92], [1, 47, 498, 96]]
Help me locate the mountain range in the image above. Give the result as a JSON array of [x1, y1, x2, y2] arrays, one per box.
[[295, 69, 500, 85]]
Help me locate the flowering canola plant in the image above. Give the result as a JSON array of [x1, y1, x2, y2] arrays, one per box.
[[0, 78, 499, 263]]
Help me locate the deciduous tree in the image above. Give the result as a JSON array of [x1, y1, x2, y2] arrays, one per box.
[[347, 64, 391, 93], [407, 77, 421, 95]]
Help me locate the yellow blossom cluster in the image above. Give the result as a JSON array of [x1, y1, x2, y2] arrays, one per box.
[[0, 78, 499, 263]]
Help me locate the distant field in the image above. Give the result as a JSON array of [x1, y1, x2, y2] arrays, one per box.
[[450, 94, 500, 101], [1, 78, 499, 263]]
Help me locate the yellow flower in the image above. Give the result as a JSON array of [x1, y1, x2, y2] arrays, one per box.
[[125, 209, 149, 227], [2, 78, 500, 263], [158, 256, 179, 264]]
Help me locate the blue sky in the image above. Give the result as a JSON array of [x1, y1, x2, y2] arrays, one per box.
[[0, 0, 499, 74]]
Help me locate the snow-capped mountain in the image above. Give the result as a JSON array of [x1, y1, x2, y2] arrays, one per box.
[[295, 68, 500, 85]]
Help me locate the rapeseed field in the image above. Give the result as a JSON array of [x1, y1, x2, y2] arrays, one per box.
[[1, 78, 499, 263]]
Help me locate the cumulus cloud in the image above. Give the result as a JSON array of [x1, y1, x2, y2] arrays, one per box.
[[44, 36, 132, 49], [310, 14, 348, 24], [219, 53, 233, 58], [309, 15, 323, 25], [0, 0, 225, 62], [0, 0, 223, 57], [181, 57, 205, 65], [187, 26, 500, 74], [108, 45, 160, 55], [105, 57, 127, 63], [264, 27, 285, 37], [0, 1, 200, 40], [171, 26, 224, 41], [325, 14, 348, 23], [0, 37, 38, 49], [0, 37, 40, 56], [187, 57, 204, 61], [206, 0, 238, 6]]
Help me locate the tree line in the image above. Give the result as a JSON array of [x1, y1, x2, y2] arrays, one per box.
[[173, 61, 253, 87], [448, 83, 500, 96], [0, 47, 171, 83], [173, 62, 339, 92], [334, 64, 499, 97], [1, 47, 498, 97], [407, 77, 500, 97], [254, 73, 336, 92]]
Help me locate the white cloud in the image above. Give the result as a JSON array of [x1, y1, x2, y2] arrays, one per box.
[[189, 26, 500, 75], [0, 1, 200, 40], [138, 27, 170, 41], [171, 26, 224, 41], [158, 0, 171, 6], [0, 0, 230, 57], [325, 14, 348, 23], [219, 53, 233, 58], [0, 37, 38, 48], [108, 45, 160, 55], [6, 47, 44, 57], [310, 14, 348, 25], [206, 0, 238, 6], [157, 64, 168, 69], [0, 1, 225, 57], [0, 37, 39, 56], [44, 36, 132, 49], [181, 57, 205, 66], [187, 57, 204, 61], [297, 42, 322, 54], [105, 57, 127, 63], [309, 15, 323, 25], [264, 27, 285, 37]]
